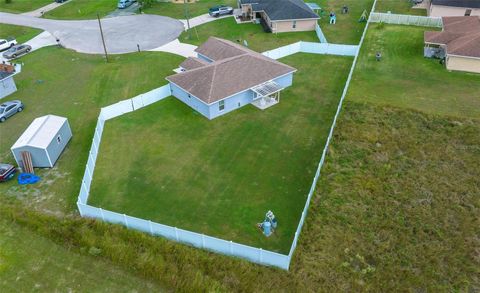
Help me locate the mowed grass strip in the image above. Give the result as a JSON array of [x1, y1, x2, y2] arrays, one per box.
[[180, 17, 318, 52], [43, 0, 117, 20], [144, 0, 237, 19], [89, 53, 353, 253], [0, 0, 52, 13], [0, 24, 42, 43], [375, 0, 427, 15], [349, 24, 480, 119], [291, 101, 480, 291], [0, 219, 164, 292], [0, 47, 184, 214]]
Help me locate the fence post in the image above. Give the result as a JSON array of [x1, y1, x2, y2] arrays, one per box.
[[229, 241, 233, 254], [149, 220, 153, 235], [175, 227, 179, 241], [124, 214, 128, 228], [259, 248, 263, 263], [202, 234, 205, 248], [100, 208, 105, 221]]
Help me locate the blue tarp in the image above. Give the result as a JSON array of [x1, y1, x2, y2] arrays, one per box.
[[18, 173, 41, 185]]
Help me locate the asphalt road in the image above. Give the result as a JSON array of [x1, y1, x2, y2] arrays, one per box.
[[0, 12, 184, 54]]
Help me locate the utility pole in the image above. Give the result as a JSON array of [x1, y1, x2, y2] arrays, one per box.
[[184, 0, 191, 39], [97, 13, 109, 63]]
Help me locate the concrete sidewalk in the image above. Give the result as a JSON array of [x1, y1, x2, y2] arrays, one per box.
[[21, 1, 69, 18], [180, 13, 235, 29]]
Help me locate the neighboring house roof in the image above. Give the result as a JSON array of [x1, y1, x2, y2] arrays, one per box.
[[425, 16, 480, 58], [431, 0, 480, 8], [12, 115, 68, 149], [239, 0, 319, 21], [0, 63, 16, 81], [166, 37, 296, 104], [179, 57, 210, 70]]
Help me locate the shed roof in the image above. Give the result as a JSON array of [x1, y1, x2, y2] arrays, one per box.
[[166, 37, 296, 104], [431, 0, 480, 8], [12, 115, 68, 150], [239, 0, 319, 21], [425, 16, 480, 58]]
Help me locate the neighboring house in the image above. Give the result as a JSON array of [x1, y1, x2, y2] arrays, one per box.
[[238, 0, 319, 33], [426, 0, 480, 17], [0, 63, 20, 100], [11, 115, 72, 168], [425, 16, 480, 73], [166, 37, 297, 120]]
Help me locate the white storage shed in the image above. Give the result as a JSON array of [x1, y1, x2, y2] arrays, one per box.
[[11, 115, 72, 168]]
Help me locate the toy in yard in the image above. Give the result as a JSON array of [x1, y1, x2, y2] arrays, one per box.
[[376, 52, 382, 61], [0, 163, 16, 182], [342, 5, 349, 14], [257, 210, 278, 237], [359, 9, 368, 22], [18, 173, 40, 185], [329, 12, 336, 24]]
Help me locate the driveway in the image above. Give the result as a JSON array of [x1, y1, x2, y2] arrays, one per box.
[[0, 12, 184, 54]]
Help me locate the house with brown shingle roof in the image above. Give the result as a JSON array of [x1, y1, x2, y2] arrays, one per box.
[[425, 16, 480, 73], [166, 37, 297, 120], [426, 0, 480, 17]]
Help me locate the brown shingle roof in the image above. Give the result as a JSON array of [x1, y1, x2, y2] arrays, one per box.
[[179, 57, 209, 70], [166, 37, 296, 104], [194, 37, 251, 61], [425, 16, 480, 58]]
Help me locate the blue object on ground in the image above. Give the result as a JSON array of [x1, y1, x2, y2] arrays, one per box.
[[18, 173, 41, 185]]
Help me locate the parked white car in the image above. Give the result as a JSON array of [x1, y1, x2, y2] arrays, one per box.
[[0, 38, 17, 52]]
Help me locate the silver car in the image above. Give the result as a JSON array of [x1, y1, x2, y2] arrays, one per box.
[[2, 44, 32, 59], [0, 100, 24, 122]]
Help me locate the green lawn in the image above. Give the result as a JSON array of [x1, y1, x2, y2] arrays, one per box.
[[144, 0, 237, 19], [0, 0, 52, 13], [0, 219, 164, 292], [313, 0, 374, 44], [349, 24, 480, 119], [0, 47, 184, 215], [180, 17, 318, 52], [375, 0, 427, 15], [88, 53, 353, 253], [0, 24, 42, 43], [43, 0, 117, 20]]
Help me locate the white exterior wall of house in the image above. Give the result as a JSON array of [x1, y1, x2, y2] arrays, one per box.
[[429, 4, 480, 17], [446, 55, 480, 73], [0, 76, 17, 100], [272, 19, 317, 33]]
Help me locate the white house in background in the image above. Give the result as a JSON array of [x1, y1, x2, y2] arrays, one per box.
[[11, 115, 72, 168], [427, 0, 480, 17], [0, 63, 21, 100]]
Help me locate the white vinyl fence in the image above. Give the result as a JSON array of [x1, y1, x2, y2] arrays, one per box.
[[288, 0, 378, 260], [262, 41, 359, 60], [370, 12, 443, 27], [78, 3, 375, 268], [315, 23, 328, 43]]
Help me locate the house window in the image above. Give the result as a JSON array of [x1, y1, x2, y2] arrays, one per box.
[[292, 21, 297, 29], [219, 100, 225, 111], [56, 135, 62, 144]]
